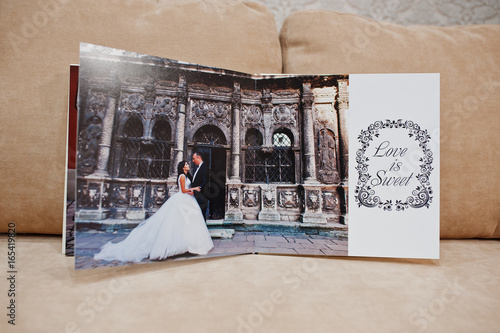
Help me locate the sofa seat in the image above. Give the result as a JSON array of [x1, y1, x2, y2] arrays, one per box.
[[1, 235, 499, 332]]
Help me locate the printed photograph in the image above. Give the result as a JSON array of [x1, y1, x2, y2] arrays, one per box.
[[63, 65, 79, 256], [74, 44, 349, 269]]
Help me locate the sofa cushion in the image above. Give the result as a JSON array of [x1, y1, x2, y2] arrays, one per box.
[[0, 0, 281, 234], [280, 10, 500, 238]]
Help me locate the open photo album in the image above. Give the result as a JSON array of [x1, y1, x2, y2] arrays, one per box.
[[64, 43, 440, 269]]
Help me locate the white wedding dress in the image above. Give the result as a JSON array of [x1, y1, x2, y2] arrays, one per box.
[[94, 174, 213, 262]]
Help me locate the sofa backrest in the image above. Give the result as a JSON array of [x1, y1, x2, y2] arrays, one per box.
[[280, 10, 500, 238], [0, 0, 281, 234]]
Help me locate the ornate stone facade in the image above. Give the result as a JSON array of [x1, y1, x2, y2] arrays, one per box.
[[76, 48, 348, 226]]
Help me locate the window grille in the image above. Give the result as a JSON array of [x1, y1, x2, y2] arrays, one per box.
[[245, 129, 294, 184], [120, 118, 172, 179]]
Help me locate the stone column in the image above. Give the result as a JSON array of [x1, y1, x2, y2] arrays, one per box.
[[302, 82, 317, 183], [337, 79, 349, 182], [229, 83, 242, 182], [337, 79, 349, 225], [172, 75, 187, 177], [93, 90, 118, 177], [261, 89, 273, 149]]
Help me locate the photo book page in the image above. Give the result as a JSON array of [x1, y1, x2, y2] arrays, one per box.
[[65, 43, 439, 269]]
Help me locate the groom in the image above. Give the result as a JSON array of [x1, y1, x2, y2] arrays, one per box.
[[191, 152, 209, 221]]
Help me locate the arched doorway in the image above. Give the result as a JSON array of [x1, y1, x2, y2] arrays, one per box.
[[192, 125, 227, 220]]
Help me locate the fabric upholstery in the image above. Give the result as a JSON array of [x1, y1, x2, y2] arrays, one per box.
[[280, 10, 500, 238], [1, 236, 498, 332], [0, 0, 281, 234]]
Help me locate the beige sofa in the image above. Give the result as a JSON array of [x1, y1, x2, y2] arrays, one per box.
[[1, 1, 499, 332]]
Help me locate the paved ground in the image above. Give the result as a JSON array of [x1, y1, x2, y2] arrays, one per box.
[[74, 228, 348, 270]]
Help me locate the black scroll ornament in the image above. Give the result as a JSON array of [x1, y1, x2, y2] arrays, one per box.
[[354, 119, 433, 211]]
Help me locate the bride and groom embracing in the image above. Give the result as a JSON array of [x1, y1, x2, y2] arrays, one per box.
[[94, 152, 214, 263]]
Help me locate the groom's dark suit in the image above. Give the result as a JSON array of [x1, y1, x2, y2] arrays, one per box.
[[191, 161, 209, 221]]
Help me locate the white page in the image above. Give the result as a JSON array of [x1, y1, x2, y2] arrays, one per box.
[[348, 73, 440, 259]]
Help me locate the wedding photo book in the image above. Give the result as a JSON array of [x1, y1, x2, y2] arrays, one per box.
[[64, 43, 440, 270]]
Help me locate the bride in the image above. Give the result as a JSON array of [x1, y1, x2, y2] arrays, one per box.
[[94, 161, 214, 262]]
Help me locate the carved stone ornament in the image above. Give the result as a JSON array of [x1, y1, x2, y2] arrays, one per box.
[[120, 93, 145, 113], [190, 100, 230, 126], [318, 129, 340, 184], [315, 104, 336, 128], [242, 90, 262, 99], [243, 190, 259, 207], [242, 105, 262, 126], [313, 86, 337, 100], [272, 89, 300, 99], [77, 183, 100, 209], [78, 116, 102, 175], [153, 96, 177, 119], [101, 183, 111, 208], [272, 104, 298, 126], [188, 84, 210, 93], [278, 191, 299, 209], [262, 188, 276, 209], [87, 92, 107, 118], [306, 190, 321, 212], [229, 188, 239, 208], [152, 186, 168, 207], [111, 184, 130, 208], [322, 191, 340, 213], [130, 185, 144, 208], [338, 80, 349, 110]]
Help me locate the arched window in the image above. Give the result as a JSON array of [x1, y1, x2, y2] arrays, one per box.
[[150, 120, 172, 179], [268, 129, 294, 183], [244, 128, 295, 184], [120, 118, 144, 178], [193, 125, 226, 146]]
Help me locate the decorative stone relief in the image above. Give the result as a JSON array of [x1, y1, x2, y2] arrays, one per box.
[[315, 104, 337, 129], [120, 93, 145, 113], [313, 86, 337, 100], [151, 185, 168, 207], [241, 105, 262, 126], [242, 90, 262, 99], [189, 84, 232, 96], [78, 116, 102, 174], [278, 191, 299, 209], [258, 185, 280, 221], [318, 129, 340, 184], [229, 187, 240, 208], [338, 80, 349, 111], [190, 100, 231, 127], [306, 190, 321, 212], [77, 183, 100, 209], [189, 84, 210, 94], [101, 183, 111, 208], [153, 96, 177, 119], [111, 184, 130, 208], [129, 185, 144, 208], [322, 190, 340, 214], [87, 92, 107, 118], [224, 185, 243, 222], [243, 190, 259, 207], [272, 89, 300, 99], [272, 103, 298, 126], [262, 188, 276, 209]]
